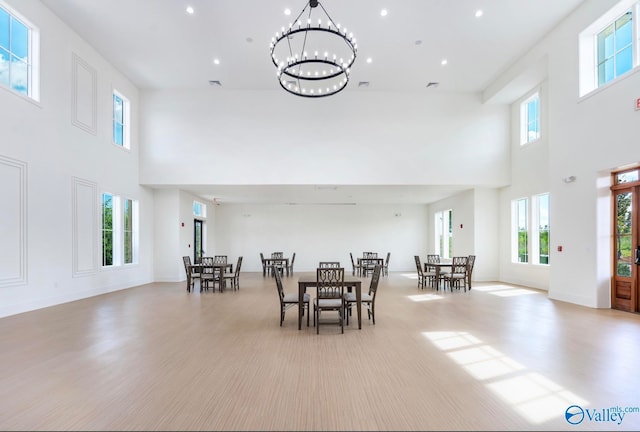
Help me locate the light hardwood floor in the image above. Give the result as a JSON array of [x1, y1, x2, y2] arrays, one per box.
[[1, 272, 639, 431]]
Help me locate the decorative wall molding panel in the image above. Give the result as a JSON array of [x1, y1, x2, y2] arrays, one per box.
[[71, 53, 98, 135], [0, 155, 27, 287], [72, 176, 98, 277]]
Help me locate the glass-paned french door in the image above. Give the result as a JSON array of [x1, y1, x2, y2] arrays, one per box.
[[194, 219, 203, 264], [611, 169, 640, 312]]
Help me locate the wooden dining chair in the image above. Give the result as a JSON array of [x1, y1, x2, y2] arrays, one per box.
[[260, 253, 268, 277], [318, 261, 340, 268], [382, 252, 391, 276], [287, 252, 296, 275], [274, 267, 310, 327], [200, 256, 223, 292], [467, 255, 476, 290], [314, 267, 345, 334], [361, 252, 378, 276], [426, 254, 441, 287], [349, 252, 362, 276], [414, 255, 428, 289], [270, 252, 285, 276], [441, 256, 469, 292], [345, 264, 381, 325], [214, 255, 228, 272], [182, 256, 201, 292], [223, 256, 242, 291]]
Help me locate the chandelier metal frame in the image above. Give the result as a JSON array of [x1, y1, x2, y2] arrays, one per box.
[[269, 0, 358, 98]]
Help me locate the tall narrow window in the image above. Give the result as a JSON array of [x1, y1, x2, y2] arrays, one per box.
[[123, 198, 133, 264], [102, 193, 137, 267], [434, 209, 452, 259], [520, 91, 540, 145], [597, 11, 633, 86], [113, 90, 130, 149], [0, 2, 40, 100], [102, 193, 113, 266], [514, 198, 529, 263], [535, 193, 550, 265]]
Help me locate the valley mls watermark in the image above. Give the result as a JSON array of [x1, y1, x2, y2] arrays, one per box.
[[565, 405, 640, 426]]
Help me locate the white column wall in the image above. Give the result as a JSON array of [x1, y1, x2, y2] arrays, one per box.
[[0, 0, 154, 317]]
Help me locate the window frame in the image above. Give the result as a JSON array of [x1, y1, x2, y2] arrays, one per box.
[[579, 0, 640, 97], [434, 209, 452, 259], [532, 193, 550, 266], [520, 90, 541, 145], [193, 200, 207, 218], [101, 192, 114, 267], [112, 89, 130, 150], [513, 198, 529, 264], [597, 10, 634, 86], [102, 192, 138, 268], [512, 194, 551, 266], [0, 0, 40, 101]]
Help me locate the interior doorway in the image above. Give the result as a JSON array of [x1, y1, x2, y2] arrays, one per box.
[[611, 168, 640, 312]]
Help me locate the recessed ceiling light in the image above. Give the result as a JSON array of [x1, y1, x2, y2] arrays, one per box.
[[208, 80, 221, 86], [475, 10, 484, 18], [380, 9, 388, 17], [246, 37, 253, 43], [186, 6, 194, 14], [284, 8, 291, 16], [366, 57, 372, 63], [415, 40, 423, 45], [358, 81, 370, 87], [426, 82, 439, 89], [441, 59, 448, 65], [213, 58, 220, 65]]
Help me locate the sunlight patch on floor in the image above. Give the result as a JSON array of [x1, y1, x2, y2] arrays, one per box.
[[472, 285, 514, 292], [490, 288, 539, 297], [487, 372, 588, 423], [423, 331, 588, 424], [407, 293, 443, 302], [472, 284, 539, 297]]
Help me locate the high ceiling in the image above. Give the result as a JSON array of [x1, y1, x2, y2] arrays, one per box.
[[39, 0, 585, 204]]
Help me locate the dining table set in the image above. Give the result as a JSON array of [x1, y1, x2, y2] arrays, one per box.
[[416, 254, 476, 291], [357, 251, 385, 276], [296, 272, 364, 330], [193, 255, 234, 292], [261, 252, 291, 276]]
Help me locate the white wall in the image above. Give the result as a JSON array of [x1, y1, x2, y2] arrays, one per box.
[[473, 188, 500, 282], [0, 0, 154, 317], [153, 189, 180, 282], [211, 203, 428, 273], [492, 0, 640, 305], [497, 81, 551, 290], [427, 189, 500, 283], [139, 90, 510, 188]]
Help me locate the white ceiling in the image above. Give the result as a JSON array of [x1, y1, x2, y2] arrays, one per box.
[[39, 0, 585, 204]]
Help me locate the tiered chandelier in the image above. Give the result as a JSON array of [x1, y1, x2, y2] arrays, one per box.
[[269, 0, 358, 98]]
